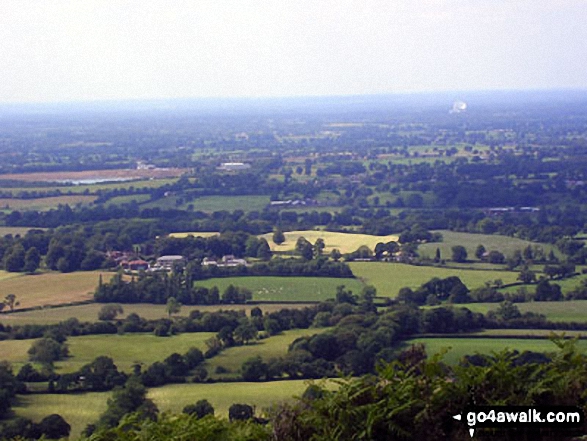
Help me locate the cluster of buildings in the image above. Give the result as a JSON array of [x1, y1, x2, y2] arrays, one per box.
[[202, 255, 248, 268], [108, 251, 248, 273], [108, 251, 187, 273]]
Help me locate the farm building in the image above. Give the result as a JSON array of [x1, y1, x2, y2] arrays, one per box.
[[156, 255, 186, 269], [122, 259, 150, 271], [218, 162, 251, 171]]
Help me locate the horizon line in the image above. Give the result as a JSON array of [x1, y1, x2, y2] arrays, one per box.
[[2, 87, 587, 108]]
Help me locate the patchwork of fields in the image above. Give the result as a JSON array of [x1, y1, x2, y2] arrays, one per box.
[[0, 302, 316, 326]]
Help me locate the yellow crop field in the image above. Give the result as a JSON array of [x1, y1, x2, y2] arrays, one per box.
[[0, 271, 113, 310], [168, 231, 219, 238], [260, 230, 399, 254]]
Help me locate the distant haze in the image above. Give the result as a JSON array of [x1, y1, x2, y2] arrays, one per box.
[[1, 0, 586, 104]]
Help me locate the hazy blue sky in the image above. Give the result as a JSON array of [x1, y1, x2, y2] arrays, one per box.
[[1, 0, 586, 103]]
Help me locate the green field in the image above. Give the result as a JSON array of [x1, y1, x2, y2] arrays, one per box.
[[104, 193, 152, 205], [148, 379, 327, 417], [472, 329, 587, 338], [260, 230, 399, 254], [0, 332, 215, 374], [0, 271, 111, 310], [0, 195, 96, 211], [0, 178, 179, 197], [350, 262, 518, 297], [0, 338, 36, 365], [58, 333, 215, 373], [195, 276, 365, 302], [0, 302, 316, 326], [0, 226, 45, 237], [418, 230, 559, 261], [498, 274, 587, 297], [451, 300, 587, 323], [13, 391, 111, 439], [205, 328, 326, 379], [142, 195, 271, 213], [408, 337, 587, 365], [13, 379, 329, 439]]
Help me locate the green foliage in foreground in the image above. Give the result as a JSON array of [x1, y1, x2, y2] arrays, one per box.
[[85, 412, 271, 441], [84, 339, 587, 441]]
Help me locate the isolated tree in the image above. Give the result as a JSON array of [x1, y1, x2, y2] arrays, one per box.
[[434, 247, 441, 263], [23, 247, 41, 273], [98, 304, 124, 321], [165, 297, 181, 317], [330, 248, 342, 262], [38, 414, 71, 439], [495, 300, 522, 321], [183, 399, 214, 418], [272, 229, 285, 245], [28, 337, 68, 364], [487, 250, 505, 264], [256, 239, 272, 261], [451, 245, 467, 263], [313, 238, 325, 257], [228, 403, 254, 421], [295, 237, 314, 260], [374, 242, 387, 260], [475, 244, 486, 260], [3, 294, 19, 312], [517, 267, 537, 284]]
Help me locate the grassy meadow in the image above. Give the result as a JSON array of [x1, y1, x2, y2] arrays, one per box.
[[13, 379, 332, 439], [0, 178, 179, 197], [0, 227, 45, 237], [13, 391, 111, 439], [0, 332, 215, 374], [204, 328, 326, 379], [408, 337, 587, 365], [142, 195, 270, 213], [418, 230, 560, 261], [0, 302, 316, 326], [260, 230, 399, 254], [195, 276, 365, 302], [0, 271, 110, 310], [451, 300, 587, 323], [350, 262, 518, 297]]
